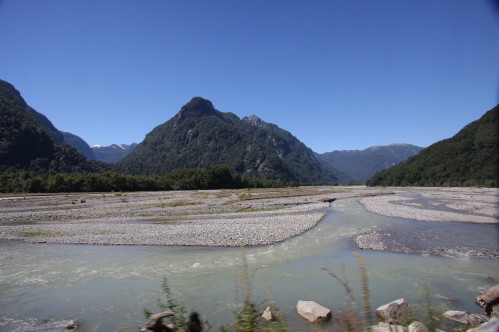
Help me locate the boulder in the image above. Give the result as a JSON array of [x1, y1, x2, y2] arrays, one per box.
[[372, 322, 407, 332], [262, 307, 274, 321], [492, 305, 499, 318], [296, 300, 332, 323], [467, 317, 499, 332], [375, 298, 413, 325], [475, 284, 499, 315], [443, 310, 488, 326], [142, 311, 176, 332], [408, 321, 429, 332]]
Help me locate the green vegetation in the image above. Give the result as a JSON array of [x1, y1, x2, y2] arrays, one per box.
[[0, 79, 109, 174], [22, 230, 52, 238], [143, 252, 480, 332], [0, 166, 286, 193], [116, 97, 341, 185], [367, 105, 498, 187]]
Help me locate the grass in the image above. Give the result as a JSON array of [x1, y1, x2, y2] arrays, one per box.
[[22, 230, 53, 238]]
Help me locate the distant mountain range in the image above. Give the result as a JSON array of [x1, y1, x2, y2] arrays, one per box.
[[1, 78, 496, 188], [116, 97, 345, 185], [317, 144, 423, 183], [92, 143, 138, 163], [368, 105, 498, 187]]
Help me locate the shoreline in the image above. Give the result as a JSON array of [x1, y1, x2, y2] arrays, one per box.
[[0, 187, 497, 249], [0, 187, 374, 246]]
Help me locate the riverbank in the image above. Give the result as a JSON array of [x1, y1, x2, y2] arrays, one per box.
[[0, 187, 496, 248], [356, 187, 498, 258], [0, 187, 389, 246]]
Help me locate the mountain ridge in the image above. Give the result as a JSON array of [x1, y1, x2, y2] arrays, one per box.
[[92, 143, 138, 163], [318, 144, 423, 183], [0, 79, 106, 173], [367, 105, 498, 187], [117, 97, 347, 185]]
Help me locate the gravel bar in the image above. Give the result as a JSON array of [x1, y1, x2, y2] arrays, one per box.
[[0, 186, 388, 246]]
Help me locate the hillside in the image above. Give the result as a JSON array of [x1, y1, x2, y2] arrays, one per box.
[[367, 105, 498, 187], [61, 131, 96, 160], [117, 97, 346, 185], [318, 144, 423, 183], [92, 143, 137, 163], [0, 79, 106, 173]]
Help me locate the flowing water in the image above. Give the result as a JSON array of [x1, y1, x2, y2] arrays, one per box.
[[0, 198, 497, 331]]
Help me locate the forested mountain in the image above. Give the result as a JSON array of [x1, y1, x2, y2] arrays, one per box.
[[61, 131, 96, 160], [92, 143, 137, 163], [367, 105, 498, 187], [117, 97, 346, 185], [318, 144, 423, 183], [0, 79, 106, 173]]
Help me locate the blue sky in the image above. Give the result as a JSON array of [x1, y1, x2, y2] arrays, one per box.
[[1, 0, 498, 153]]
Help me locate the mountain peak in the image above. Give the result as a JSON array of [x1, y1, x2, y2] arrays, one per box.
[[243, 115, 263, 127], [178, 97, 216, 117]]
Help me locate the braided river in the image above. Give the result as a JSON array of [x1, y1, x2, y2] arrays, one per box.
[[1, 198, 497, 331]]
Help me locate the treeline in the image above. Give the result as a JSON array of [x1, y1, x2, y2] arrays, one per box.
[[0, 166, 285, 193], [367, 105, 498, 188]]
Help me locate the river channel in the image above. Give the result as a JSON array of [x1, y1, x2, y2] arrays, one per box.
[[0, 198, 497, 331]]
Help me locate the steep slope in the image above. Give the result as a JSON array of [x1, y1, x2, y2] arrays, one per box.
[[0, 81, 55, 168], [117, 97, 343, 185], [0, 79, 106, 173], [92, 143, 137, 163], [61, 131, 96, 160], [367, 105, 498, 187], [318, 144, 423, 183]]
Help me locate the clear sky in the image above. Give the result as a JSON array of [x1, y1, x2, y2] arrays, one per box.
[[0, 0, 498, 153]]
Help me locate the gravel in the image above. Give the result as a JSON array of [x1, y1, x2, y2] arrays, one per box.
[[1, 187, 380, 246]]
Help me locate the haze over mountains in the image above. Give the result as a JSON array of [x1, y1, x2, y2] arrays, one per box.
[[317, 144, 423, 183], [1, 78, 496, 188]]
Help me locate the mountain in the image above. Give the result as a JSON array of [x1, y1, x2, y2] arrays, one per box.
[[318, 144, 423, 183], [117, 97, 346, 185], [367, 105, 498, 187], [61, 131, 96, 160], [0, 79, 106, 173], [92, 143, 137, 163]]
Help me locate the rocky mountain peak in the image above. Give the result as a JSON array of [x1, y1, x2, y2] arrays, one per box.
[[243, 115, 263, 127], [177, 97, 216, 118]]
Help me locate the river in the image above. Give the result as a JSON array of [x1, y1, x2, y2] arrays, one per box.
[[0, 198, 497, 331]]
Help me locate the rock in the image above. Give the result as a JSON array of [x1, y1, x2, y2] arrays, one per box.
[[443, 310, 488, 326], [144, 311, 176, 332], [467, 317, 499, 332], [408, 321, 429, 332], [475, 284, 499, 315], [262, 307, 274, 321], [296, 300, 332, 323], [321, 198, 336, 203], [372, 322, 407, 332], [375, 298, 413, 325], [66, 321, 78, 330], [491, 305, 499, 318]]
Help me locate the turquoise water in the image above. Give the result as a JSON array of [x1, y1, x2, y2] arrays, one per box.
[[0, 198, 497, 331]]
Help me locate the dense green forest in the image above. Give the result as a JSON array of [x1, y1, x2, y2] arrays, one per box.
[[367, 105, 498, 187], [0, 166, 284, 193], [116, 97, 344, 185]]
